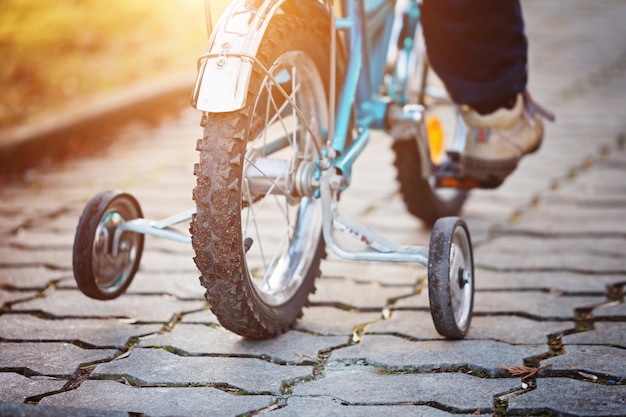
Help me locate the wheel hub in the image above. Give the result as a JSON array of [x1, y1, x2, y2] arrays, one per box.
[[243, 151, 318, 204], [457, 268, 470, 289]]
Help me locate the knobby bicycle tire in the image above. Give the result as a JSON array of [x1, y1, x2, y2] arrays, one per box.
[[393, 138, 468, 227], [191, 14, 336, 339]]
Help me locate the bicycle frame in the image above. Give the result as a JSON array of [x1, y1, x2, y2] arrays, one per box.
[[73, 0, 478, 340], [194, 0, 424, 181], [331, 0, 410, 183], [128, 0, 431, 265], [321, 0, 431, 264]]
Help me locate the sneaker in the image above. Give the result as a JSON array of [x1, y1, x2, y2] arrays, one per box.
[[460, 91, 555, 184]]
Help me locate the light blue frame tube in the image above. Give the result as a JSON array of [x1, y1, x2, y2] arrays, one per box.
[[331, 0, 396, 179]]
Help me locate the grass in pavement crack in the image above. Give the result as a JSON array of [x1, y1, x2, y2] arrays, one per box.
[[573, 306, 595, 332], [278, 343, 348, 406], [160, 312, 183, 334], [22, 363, 98, 404], [606, 283, 624, 303]]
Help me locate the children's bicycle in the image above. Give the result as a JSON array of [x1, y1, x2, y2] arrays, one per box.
[[73, 0, 477, 340]]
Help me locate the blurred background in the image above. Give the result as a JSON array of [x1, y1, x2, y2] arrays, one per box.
[[0, 0, 207, 133]]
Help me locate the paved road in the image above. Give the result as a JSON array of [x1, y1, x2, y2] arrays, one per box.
[[1, 1, 626, 415]]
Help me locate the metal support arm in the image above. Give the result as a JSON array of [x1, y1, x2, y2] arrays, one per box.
[[112, 209, 195, 255], [319, 170, 429, 265]]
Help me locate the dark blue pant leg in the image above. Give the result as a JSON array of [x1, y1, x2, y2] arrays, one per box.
[[421, 0, 528, 110]]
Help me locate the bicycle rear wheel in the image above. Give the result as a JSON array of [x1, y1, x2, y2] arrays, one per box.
[[389, 12, 468, 227], [191, 15, 333, 339]]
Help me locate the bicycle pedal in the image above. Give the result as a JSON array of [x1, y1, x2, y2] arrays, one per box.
[[435, 152, 504, 190], [436, 175, 502, 190], [436, 175, 482, 189]]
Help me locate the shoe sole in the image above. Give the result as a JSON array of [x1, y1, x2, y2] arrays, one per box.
[[462, 131, 543, 184], [461, 155, 519, 183]]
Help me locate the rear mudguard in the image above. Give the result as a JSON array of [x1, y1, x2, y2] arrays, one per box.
[[192, 0, 335, 113]]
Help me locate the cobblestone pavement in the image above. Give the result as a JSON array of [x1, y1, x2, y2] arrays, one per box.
[[1, 1, 626, 416]]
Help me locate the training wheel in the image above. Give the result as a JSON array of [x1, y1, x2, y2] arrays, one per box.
[[428, 217, 474, 339], [73, 190, 144, 300]]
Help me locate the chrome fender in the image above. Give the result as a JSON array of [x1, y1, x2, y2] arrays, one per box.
[[192, 0, 330, 113]]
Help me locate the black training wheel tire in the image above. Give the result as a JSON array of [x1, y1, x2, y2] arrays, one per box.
[[73, 190, 144, 300], [428, 217, 474, 339]]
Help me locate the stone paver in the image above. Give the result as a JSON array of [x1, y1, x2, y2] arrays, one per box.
[[594, 300, 626, 319], [296, 306, 383, 336], [92, 348, 312, 393], [309, 276, 420, 310], [366, 310, 575, 344], [179, 308, 220, 324], [475, 236, 626, 273], [0, 289, 38, 306], [364, 310, 451, 339], [0, 267, 68, 289], [0, 247, 70, 271], [138, 324, 347, 363], [321, 256, 427, 286], [472, 269, 625, 293], [472, 292, 606, 319], [466, 316, 575, 345], [136, 250, 198, 273], [541, 345, 626, 380], [384, 290, 431, 309], [122, 270, 205, 300], [40, 380, 272, 417], [508, 378, 626, 416], [0, 314, 161, 348], [293, 366, 520, 412], [1, 0, 625, 415], [0, 343, 118, 376], [6, 231, 75, 249], [271, 396, 478, 417], [563, 322, 626, 348], [11, 290, 205, 322], [330, 336, 545, 377], [0, 374, 66, 403], [506, 205, 626, 235], [0, 403, 127, 417]]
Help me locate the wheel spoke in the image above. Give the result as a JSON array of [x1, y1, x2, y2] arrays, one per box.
[[254, 70, 303, 152], [291, 66, 298, 169], [242, 178, 270, 273], [243, 65, 302, 281], [243, 154, 292, 199], [243, 52, 323, 304], [259, 213, 295, 292]]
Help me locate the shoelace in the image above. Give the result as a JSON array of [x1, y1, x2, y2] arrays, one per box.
[[523, 90, 556, 122]]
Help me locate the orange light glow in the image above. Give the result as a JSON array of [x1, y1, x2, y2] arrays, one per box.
[[426, 116, 445, 165]]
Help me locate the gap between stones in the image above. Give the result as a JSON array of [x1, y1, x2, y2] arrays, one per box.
[[5, 136, 625, 413], [5, 206, 75, 237], [455, 135, 626, 414]]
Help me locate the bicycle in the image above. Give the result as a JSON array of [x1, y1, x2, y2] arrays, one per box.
[[73, 0, 477, 340]]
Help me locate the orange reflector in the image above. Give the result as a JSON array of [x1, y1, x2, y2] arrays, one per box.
[[438, 176, 482, 189], [426, 116, 444, 165]]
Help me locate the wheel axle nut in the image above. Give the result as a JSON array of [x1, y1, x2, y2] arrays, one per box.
[[458, 269, 470, 288]]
